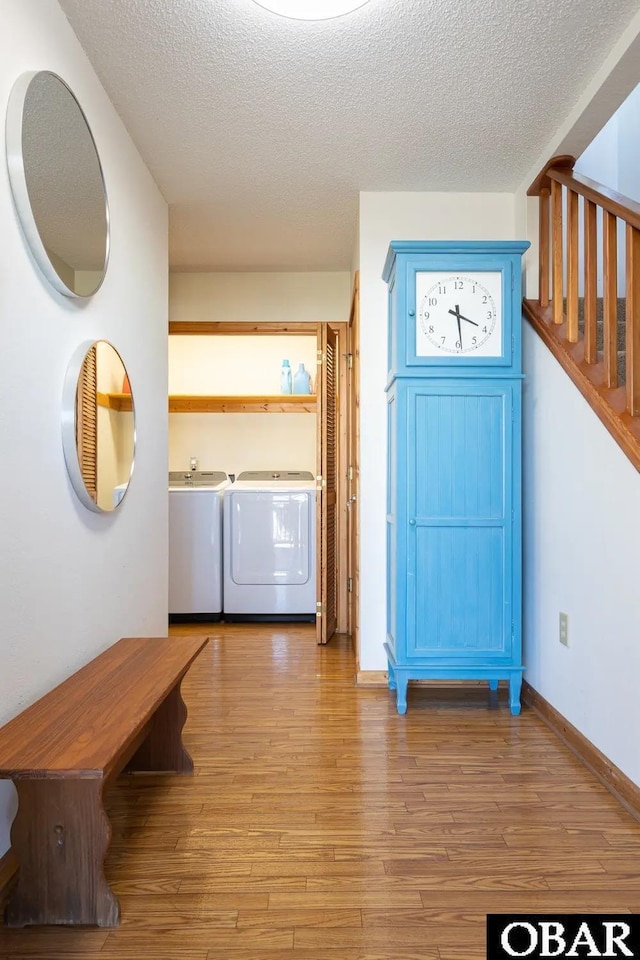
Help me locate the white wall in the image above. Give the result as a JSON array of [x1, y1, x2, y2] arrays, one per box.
[[357, 192, 516, 671], [168, 334, 318, 477], [169, 414, 316, 479], [170, 271, 350, 324], [572, 85, 640, 294], [522, 324, 640, 785], [0, 0, 168, 856], [168, 335, 318, 395], [616, 84, 640, 202], [575, 114, 619, 187], [575, 82, 640, 202]]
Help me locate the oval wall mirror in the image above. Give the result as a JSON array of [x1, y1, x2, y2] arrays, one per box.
[[62, 341, 135, 513], [5, 71, 109, 298]]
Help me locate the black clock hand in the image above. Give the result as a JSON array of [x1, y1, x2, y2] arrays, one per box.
[[448, 307, 479, 327], [456, 312, 462, 350]]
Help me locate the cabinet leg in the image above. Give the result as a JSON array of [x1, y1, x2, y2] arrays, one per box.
[[488, 679, 499, 692], [509, 673, 522, 716], [387, 660, 396, 691], [396, 675, 408, 715]]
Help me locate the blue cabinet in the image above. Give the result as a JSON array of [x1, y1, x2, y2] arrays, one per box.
[[383, 241, 529, 715]]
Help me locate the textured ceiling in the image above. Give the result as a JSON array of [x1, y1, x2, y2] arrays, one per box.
[[58, 0, 640, 271]]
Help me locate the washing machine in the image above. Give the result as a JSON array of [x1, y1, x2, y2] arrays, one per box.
[[223, 470, 316, 619], [169, 470, 229, 622]]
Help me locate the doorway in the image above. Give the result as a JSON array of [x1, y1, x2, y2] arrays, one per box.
[[167, 318, 356, 645]]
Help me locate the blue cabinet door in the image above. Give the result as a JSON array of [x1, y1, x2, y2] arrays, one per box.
[[406, 382, 516, 664], [384, 379, 523, 716]]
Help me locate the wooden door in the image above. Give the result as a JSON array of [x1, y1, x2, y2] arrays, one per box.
[[316, 324, 338, 645], [347, 276, 360, 664]]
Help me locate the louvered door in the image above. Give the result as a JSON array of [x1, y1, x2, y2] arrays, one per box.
[[76, 345, 97, 502], [316, 325, 338, 645], [347, 276, 360, 661]]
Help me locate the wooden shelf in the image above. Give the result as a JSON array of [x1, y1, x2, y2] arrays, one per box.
[[98, 392, 133, 412], [168, 394, 317, 413], [100, 393, 315, 413], [169, 322, 319, 336]]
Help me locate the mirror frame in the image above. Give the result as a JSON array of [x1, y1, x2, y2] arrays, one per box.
[[5, 70, 110, 299], [62, 340, 136, 513]]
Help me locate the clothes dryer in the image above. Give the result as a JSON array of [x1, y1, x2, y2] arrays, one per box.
[[169, 470, 229, 621], [223, 471, 316, 619]]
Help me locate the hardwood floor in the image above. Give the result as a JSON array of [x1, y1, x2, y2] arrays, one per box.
[[2, 622, 640, 958]]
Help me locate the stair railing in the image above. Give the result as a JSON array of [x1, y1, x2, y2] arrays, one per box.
[[526, 156, 640, 417], [523, 156, 640, 470]]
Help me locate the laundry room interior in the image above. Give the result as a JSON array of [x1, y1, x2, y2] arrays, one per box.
[[168, 332, 318, 476], [167, 269, 356, 643]]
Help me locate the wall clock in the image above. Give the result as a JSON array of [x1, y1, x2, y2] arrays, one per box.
[[416, 270, 502, 357]]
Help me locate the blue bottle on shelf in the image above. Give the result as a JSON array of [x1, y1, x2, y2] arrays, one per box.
[[293, 362, 312, 394], [280, 359, 292, 394]]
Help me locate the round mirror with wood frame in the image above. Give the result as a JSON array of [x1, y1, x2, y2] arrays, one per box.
[[62, 341, 135, 513]]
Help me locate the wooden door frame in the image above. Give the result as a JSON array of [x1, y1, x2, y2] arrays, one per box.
[[168, 320, 351, 633], [331, 322, 349, 636], [346, 274, 360, 665]]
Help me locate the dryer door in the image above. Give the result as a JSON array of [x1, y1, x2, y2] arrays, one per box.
[[229, 491, 312, 585]]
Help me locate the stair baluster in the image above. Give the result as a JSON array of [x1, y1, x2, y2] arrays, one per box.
[[627, 225, 640, 416], [525, 154, 640, 472]]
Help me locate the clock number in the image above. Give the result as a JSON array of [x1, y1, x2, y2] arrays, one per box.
[[472, 336, 477, 345], [438, 284, 446, 294], [441, 337, 446, 344], [454, 280, 463, 290], [455, 341, 461, 350], [428, 325, 434, 334], [423, 311, 430, 320], [482, 295, 488, 304], [482, 326, 488, 333], [428, 297, 437, 306], [486, 311, 492, 320]]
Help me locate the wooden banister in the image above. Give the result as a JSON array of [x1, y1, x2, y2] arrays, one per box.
[[525, 155, 640, 473], [547, 168, 640, 232], [527, 154, 576, 196]]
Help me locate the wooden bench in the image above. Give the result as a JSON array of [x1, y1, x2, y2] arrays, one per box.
[[0, 635, 208, 928]]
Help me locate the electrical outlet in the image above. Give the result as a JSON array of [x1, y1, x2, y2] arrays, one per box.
[[559, 612, 569, 646]]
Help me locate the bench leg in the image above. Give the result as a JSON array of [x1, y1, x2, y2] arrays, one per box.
[[126, 679, 194, 774], [5, 779, 119, 927]]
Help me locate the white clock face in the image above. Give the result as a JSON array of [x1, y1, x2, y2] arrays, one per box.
[[415, 271, 503, 358]]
